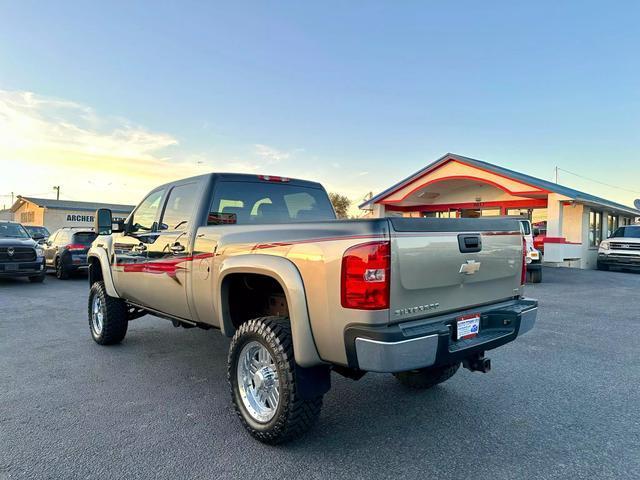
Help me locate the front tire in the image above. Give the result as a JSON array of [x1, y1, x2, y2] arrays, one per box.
[[28, 273, 45, 283], [228, 316, 323, 444], [88, 281, 128, 345], [597, 261, 610, 271], [393, 363, 460, 389], [527, 268, 542, 283]]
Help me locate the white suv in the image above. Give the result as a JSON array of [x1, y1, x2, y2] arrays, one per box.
[[598, 224, 640, 271]]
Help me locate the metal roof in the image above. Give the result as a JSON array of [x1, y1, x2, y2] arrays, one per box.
[[14, 196, 134, 213], [360, 153, 640, 216]]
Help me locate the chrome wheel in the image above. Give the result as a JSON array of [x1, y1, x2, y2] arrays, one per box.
[[91, 294, 104, 336], [236, 341, 280, 423]]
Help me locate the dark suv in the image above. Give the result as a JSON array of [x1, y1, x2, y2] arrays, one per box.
[[0, 221, 46, 283], [44, 228, 97, 279], [24, 225, 51, 243]]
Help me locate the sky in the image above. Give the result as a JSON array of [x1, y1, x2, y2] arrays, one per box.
[[0, 1, 639, 213]]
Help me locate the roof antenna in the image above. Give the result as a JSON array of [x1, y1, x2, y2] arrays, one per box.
[[53, 186, 60, 200], [555, 166, 558, 184]]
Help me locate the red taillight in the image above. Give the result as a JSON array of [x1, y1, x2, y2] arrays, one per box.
[[341, 241, 390, 310], [258, 175, 290, 182], [67, 244, 86, 251], [521, 237, 527, 285]]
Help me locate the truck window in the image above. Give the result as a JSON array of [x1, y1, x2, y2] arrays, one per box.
[[160, 183, 199, 231], [208, 181, 336, 225], [129, 190, 164, 233]]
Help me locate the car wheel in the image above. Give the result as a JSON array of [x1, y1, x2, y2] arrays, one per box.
[[597, 262, 610, 271], [528, 269, 542, 283], [228, 316, 323, 444], [55, 257, 70, 280], [88, 281, 128, 345], [393, 363, 460, 389], [28, 273, 46, 283]]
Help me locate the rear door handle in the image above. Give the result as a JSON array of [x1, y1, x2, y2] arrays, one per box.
[[170, 243, 185, 253]]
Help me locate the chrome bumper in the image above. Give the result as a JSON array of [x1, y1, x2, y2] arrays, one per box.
[[351, 300, 538, 373]]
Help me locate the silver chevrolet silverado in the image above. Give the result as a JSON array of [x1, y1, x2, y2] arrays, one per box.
[[88, 173, 537, 443]]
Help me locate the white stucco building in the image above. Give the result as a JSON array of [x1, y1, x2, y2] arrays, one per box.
[[360, 153, 639, 269]]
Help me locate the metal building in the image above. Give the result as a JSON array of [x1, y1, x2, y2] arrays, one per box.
[[9, 196, 134, 233]]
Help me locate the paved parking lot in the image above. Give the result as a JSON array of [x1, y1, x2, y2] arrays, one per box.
[[1, 267, 639, 480]]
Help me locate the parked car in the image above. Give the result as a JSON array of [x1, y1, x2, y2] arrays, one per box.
[[23, 225, 50, 243], [87, 173, 537, 444], [519, 219, 542, 283], [0, 221, 46, 282], [44, 227, 97, 279], [598, 224, 640, 271]]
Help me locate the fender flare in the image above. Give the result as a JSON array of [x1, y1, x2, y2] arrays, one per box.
[[87, 247, 119, 298], [216, 254, 323, 368]]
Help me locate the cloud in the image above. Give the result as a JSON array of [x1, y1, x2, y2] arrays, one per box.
[[254, 144, 291, 163], [0, 89, 206, 204]]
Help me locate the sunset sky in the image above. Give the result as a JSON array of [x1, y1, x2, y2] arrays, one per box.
[[1, 1, 639, 212]]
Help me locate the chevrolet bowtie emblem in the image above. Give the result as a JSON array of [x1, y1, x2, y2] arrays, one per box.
[[459, 260, 481, 275]]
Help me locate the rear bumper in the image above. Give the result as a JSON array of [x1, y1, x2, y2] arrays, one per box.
[[345, 298, 537, 373], [0, 259, 46, 277]]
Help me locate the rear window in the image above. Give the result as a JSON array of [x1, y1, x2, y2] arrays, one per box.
[[612, 226, 640, 238], [73, 232, 98, 244], [208, 181, 336, 225]]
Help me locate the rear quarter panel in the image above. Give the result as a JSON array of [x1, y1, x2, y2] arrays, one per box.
[[191, 220, 390, 366]]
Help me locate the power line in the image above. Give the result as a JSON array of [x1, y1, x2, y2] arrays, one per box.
[[556, 167, 640, 196]]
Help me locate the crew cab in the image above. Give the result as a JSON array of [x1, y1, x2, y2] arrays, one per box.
[[0, 221, 46, 283], [598, 224, 640, 271], [87, 173, 538, 443]]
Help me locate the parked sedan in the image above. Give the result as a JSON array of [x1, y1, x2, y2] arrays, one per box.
[[44, 228, 97, 279]]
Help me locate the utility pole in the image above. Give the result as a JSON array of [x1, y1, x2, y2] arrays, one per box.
[[10, 192, 14, 204], [555, 167, 558, 184], [53, 186, 60, 200]]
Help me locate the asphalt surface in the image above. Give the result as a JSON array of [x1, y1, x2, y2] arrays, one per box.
[[1, 267, 639, 480]]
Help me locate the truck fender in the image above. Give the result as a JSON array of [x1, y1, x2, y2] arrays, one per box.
[[216, 254, 323, 368], [87, 246, 119, 298]]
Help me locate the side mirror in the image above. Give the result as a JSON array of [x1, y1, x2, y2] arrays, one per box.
[[95, 208, 114, 235]]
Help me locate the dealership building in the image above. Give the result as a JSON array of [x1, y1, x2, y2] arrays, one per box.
[[361, 153, 640, 269], [8, 196, 134, 233]]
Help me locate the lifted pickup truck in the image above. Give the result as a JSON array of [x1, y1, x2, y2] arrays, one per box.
[[88, 173, 537, 443]]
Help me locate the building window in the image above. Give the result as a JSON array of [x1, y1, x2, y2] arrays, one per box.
[[606, 214, 618, 238], [531, 208, 548, 224], [507, 208, 532, 218], [589, 211, 603, 247], [481, 208, 501, 217], [20, 211, 34, 223], [423, 211, 457, 218]]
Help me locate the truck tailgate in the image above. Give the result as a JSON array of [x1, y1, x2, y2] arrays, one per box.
[[388, 217, 523, 322]]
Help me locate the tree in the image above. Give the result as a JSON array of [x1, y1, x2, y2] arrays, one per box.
[[329, 192, 351, 219]]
